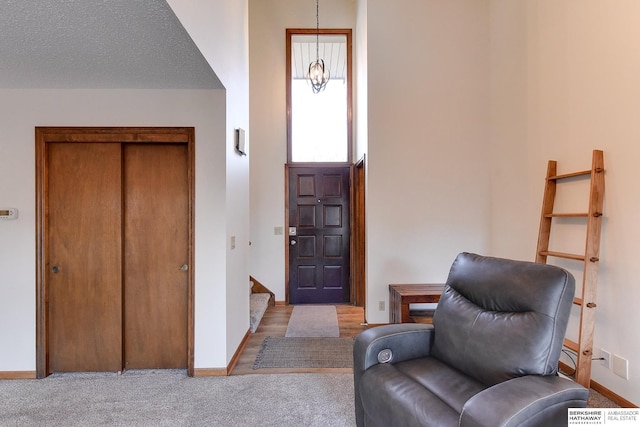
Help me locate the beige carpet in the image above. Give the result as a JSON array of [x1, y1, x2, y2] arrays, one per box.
[[0, 370, 616, 426], [250, 293, 270, 333], [0, 370, 355, 427], [285, 305, 339, 337], [588, 388, 621, 408]]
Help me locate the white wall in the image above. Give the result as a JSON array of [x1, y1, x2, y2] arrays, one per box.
[[0, 89, 226, 371], [167, 0, 251, 365], [248, 0, 357, 301], [249, 0, 490, 322], [249, 0, 639, 403], [364, 0, 491, 323], [0, 0, 251, 374], [490, 0, 640, 404], [355, 0, 368, 162]]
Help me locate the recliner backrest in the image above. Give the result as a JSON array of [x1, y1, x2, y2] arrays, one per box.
[[431, 252, 575, 386]]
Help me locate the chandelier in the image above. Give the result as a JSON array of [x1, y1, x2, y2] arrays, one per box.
[[307, 0, 329, 93]]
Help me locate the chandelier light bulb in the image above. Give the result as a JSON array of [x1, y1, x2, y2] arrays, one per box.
[[308, 59, 329, 93]]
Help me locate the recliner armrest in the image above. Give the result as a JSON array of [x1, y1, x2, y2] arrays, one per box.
[[354, 323, 434, 373], [460, 375, 589, 427], [353, 324, 434, 427]]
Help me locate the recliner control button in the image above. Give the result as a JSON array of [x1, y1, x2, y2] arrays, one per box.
[[378, 349, 393, 363]]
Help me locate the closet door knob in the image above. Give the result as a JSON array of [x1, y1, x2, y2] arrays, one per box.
[[51, 265, 61, 274], [180, 264, 189, 271]]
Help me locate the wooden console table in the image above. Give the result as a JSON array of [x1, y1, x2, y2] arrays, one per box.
[[389, 284, 445, 324]]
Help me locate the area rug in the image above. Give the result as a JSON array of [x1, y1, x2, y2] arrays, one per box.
[[285, 305, 339, 337], [253, 337, 354, 369]]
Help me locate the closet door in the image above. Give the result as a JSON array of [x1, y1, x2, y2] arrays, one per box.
[[47, 143, 122, 372], [123, 144, 189, 369]]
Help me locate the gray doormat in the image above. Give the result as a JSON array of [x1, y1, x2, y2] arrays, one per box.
[[253, 337, 354, 369], [285, 305, 340, 337]]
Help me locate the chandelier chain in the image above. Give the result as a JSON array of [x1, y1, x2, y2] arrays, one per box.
[[308, 0, 329, 93], [315, 0, 320, 60]]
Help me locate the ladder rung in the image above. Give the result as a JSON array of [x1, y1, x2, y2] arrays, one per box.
[[544, 213, 589, 218], [573, 297, 583, 306], [564, 338, 579, 353], [539, 251, 586, 261], [549, 170, 591, 180]]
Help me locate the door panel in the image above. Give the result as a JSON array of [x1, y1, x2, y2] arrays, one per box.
[[48, 143, 122, 372], [123, 144, 188, 369], [289, 167, 350, 304]]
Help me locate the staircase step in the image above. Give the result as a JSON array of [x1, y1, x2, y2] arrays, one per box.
[[250, 293, 271, 333]]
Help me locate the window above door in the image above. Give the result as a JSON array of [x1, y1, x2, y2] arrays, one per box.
[[286, 29, 352, 164]]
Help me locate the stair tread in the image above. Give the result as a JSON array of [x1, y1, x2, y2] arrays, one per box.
[[250, 293, 271, 333]]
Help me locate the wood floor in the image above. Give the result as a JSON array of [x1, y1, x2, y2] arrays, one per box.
[[230, 304, 368, 375], [231, 305, 627, 408]]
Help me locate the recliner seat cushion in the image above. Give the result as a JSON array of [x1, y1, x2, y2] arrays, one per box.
[[360, 357, 488, 427], [394, 357, 486, 414], [360, 362, 462, 427]]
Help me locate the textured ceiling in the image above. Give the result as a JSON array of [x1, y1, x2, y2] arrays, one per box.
[[0, 0, 222, 89]]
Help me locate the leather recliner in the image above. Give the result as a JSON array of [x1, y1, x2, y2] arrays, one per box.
[[354, 252, 589, 427]]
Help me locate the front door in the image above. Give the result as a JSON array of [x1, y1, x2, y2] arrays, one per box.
[[288, 166, 350, 304]]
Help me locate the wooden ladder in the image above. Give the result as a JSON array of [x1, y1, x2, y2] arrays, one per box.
[[535, 149, 605, 388]]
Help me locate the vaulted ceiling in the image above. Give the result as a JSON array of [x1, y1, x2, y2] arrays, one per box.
[[0, 0, 222, 89]]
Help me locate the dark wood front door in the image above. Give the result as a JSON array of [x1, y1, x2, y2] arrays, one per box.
[[288, 166, 350, 304]]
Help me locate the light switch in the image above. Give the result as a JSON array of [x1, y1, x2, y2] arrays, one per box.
[[230, 236, 236, 250]]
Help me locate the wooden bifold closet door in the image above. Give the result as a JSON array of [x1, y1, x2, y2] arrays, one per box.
[[41, 130, 192, 376]]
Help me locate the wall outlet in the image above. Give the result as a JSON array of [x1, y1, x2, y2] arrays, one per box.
[[612, 354, 629, 380], [378, 300, 385, 311], [600, 349, 611, 369]]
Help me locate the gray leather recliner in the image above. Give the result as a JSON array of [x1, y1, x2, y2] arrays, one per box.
[[354, 252, 589, 427]]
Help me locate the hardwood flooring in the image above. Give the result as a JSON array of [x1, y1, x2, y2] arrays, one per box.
[[232, 305, 625, 408], [230, 304, 368, 375]]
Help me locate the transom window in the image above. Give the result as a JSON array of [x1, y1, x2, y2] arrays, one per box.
[[286, 29, 352, 163]]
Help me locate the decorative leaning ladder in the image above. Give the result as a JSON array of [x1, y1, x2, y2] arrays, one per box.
[[535, 149, 605, 388]]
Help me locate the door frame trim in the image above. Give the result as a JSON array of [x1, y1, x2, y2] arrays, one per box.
[[351, 156, 366, 310], [286, 29, 353, 164], [35, 127, 196, 378]]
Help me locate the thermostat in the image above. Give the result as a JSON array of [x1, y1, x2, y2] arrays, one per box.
[[0, 208, 18, 220]]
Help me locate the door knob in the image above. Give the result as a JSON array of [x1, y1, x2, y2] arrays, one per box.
[[290, 240, 296, 246], [180, 264, 189, 271], [51, 265, 60, 274]]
